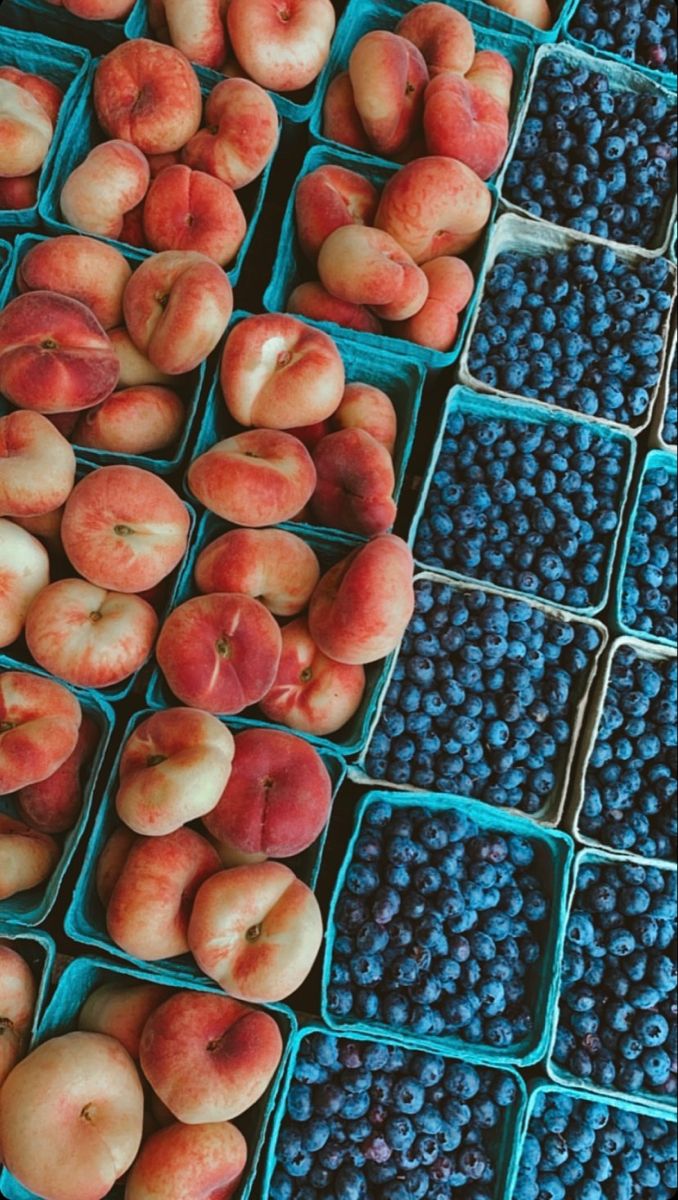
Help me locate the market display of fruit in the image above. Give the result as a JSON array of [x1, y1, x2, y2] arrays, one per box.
[[0, 1, 676, 1198]]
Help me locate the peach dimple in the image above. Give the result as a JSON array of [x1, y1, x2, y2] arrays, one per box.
[[388, 255, 475, 352], [182, 77, 279, 190], [226, 0, 336, 93], [423, 73, 509, 180], [143, 164, 247, 266], [94, 39, 203, 155], [195, 527, 320, 617], [375, 155, 492, 262]]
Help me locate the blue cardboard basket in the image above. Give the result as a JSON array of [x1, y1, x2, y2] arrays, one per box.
[[497, 43, 678, 258], [321, 789, 575, 1068], [0, 955, 295, 1200], [615, 449, 678, 648], [38, 60, 279, 288], [187, 310, 426, 540], [145, 510, 401, 758], [564, 0, 678, 93], [0, 926, 55, 1046], [263, 143, 499, 371], [7, 233, 208, 477], [506, 1079, 677, 1200], [309, 0, 535, 183], [0, 25, 89, 232], [261, 1021, 529, 1200], [408, 385, 637, 618], [547, 847, 678, 1115], [65, 698, 346, 981], [0, 239, 14, 303], [0, 655, 113, 928], [0, 0, 146, 49]]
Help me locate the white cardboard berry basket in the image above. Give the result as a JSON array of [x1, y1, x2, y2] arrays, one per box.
[[566, 635, 677, 871], [650, 310, 677, 453], [497, 42, 678, 258], [349, 570, 609, 830], [458, 212, 677, 437]]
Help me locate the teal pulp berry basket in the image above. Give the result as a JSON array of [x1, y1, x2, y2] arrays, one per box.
[[38, 60, 279, 288], [0, 0, 146, 49], [0, 25, 90, 232], [145, 510, 400, 758], [321, 788, 575, 1068], [263, 142, 500, 371], [0, 239, 14, 302], [65, 698, 346, 981], [7, 233, 208, 477], [0, 655, 113, 928], [309, 0, 535, 184], [547, 847, 678, 1115], [186, 310, 426, 541], [506, 1078, 678, 1200], [615, 449, 677, 648], [0, 955, 296, 1200], [260, 1021, 529, 1200], [408, 384, 637, 618], [564, 0, 678, 93]]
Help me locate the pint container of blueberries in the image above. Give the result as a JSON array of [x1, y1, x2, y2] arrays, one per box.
[[651, 317, 677, 452], [260, 1021, 529, 1200], [352, 570, 609, 828], [547, 846, 678, 1115], [320, 789, 576, 1070], [497, 43, 678, 257], [564, 0, 678, 91], [408, 384, 637, 618], [458, 212, 677, 436], [568, 636, 677, 870], [614, 449, 678, 648], [0, 955, 295, 1200]]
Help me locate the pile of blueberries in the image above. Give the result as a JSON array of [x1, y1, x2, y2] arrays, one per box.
[[467, 242, 673, 425], [553, 857, 677, 1102], [569, 0, 677, 75], [503, 55, 676, 247], [514, 1087, 677, 1200], [269, 1029, 521, 1200], [620, 459, 677, 642], [661, 339, 676, 445], [327, 799, 552, 1055], [414, 404, 631, 611], [365, 580, 603, 815], [579, 643, 677, 861]]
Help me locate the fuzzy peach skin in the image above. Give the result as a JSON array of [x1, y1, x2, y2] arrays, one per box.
[[203, 727, 332, 861], [17, 714, 99, 834], [348, 31, 428, 158], [115, 708, 235, 837], [17, 236, 132, 331], [260, 617, 365, 736], [0, 519, 50, 648], [182, 78, 278, 190], [322, 72, 371, 152], [0, 292, 120, 415], [389, 255, 475, 351], [96, 826, 137, 907], [221, 314, 345, 429], [287, 282, 383, 335], [484, 0, 552, 30], [227, 0, 335, 92], [78, 982, 166, 1060], [139, 990, 283, 1121], [334, 382, 397, 454], [0, 67, 62, 127], [195, 528, 320, 618], [73, 385, 185, 455], [0, 945, 36, 1093], [0, 670, 81, 795], [142, 165, 246, 266], [156, 593, 283, 715], [0, 173, 38, 210], [108, 328, 175, 388], [188, 860, 323, 1002], [188, 429, 317, 526], [311, 428, 397, 537], [375, 156, 492, 262], [106, 826, 221, 960], [151, 0, 228, 70], [25, 578, 159, 689], [309, 534, 415, 666], [61, 465, 190, 594], [317, 225, 428, 321], [424, 74, 509, 180], [466, 50, 514, 110], [94, 40, 202, 155], [0, 1031, 144, 1200], [123, 250, 233, 375], [125, 1120, 247, 1200], [396, 3, 476, 76], [60, 141, 151, 240], [0, 814, 60, 901], [295, 164, 380, 262], [0, 80, 53, 177], [63, 0, 136, 15]]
